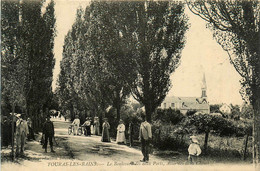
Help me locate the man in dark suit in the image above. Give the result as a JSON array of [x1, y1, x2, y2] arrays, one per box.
[[42, 114, 55, 153]]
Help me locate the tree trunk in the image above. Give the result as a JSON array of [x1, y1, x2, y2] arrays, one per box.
[[244, 134, 249, 160], [70, 105, 74, 121], [252, 97, 260, 167], [11, 103, 15, 160], [145, 104, 152, 122], [116, 103, 121, 124], [204, 131, 209, 153], [35, 111, 39, 133]]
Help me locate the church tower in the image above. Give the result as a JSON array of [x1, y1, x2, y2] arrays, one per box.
[[201, 72, 207, 98]]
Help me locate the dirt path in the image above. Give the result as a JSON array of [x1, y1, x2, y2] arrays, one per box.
[[52, 118, 167, 163], [1, 118, 255, 171]]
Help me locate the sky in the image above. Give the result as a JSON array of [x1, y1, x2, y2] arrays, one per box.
[[51, 0, 243, 105]]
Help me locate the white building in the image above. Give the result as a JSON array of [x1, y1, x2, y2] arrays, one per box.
[[160, 73, 210, 115]]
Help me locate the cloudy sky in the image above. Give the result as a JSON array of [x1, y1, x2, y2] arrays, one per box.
[[51, 0, 243, 105]]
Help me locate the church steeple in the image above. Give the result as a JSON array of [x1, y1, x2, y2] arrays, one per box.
[[201, 72, 207, 98]]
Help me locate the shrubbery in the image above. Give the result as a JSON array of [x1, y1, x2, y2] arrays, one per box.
[[151, 109, 186, 150], [153, 108, 184, 124], [106, 105, 252, 157]]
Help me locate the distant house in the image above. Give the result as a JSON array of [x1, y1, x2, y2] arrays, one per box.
[[160, 73, 210, 115], [219, 104, 232, 114]]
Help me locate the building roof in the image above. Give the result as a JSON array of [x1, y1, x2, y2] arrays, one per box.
[[163, 96, 209, 110]]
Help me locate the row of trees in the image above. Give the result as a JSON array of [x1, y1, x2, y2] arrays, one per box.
[[57, 1, 259, 164], [57, 1, 189, 123], [1, 0, 56, 131]]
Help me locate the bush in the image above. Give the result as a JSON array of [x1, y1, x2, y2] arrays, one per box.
[[186, 110, 197, 116], [153, 108, 184, 124], [151, 120, 189, 151]]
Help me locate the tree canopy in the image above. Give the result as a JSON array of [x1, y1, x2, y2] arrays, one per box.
[[187, 0, 260, 164], [1, 0, 56, 131], [57, 1, 189, 123]]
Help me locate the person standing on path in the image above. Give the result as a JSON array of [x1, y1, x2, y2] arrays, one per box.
[[27, 117, 35, 141], [128, 122, 134, 147], [82, 117, 91, 136], [101, 118, 110, 142], [72, 115, 80, 135], [139, 113, 152, 162], [93, 116, 100, 135], [15, 114, 29, 156], [116, 119, 126, 144], [42, 114, 55, 153]]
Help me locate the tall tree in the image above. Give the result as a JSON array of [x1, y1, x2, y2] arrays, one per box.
[[129, 1, 189, 122], [86, 2, 138, 122], [1, 0, 24, 114], [1, 0, 56, 131], [58, 3, 138, 122], [57, 1, 188, 124], [187, 0, 260, 165]]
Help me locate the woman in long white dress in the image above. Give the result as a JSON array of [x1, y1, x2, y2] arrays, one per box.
[[116, 119, 126, 144]]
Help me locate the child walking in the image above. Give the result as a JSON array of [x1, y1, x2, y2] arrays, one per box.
[[188, 136, 201, 164]]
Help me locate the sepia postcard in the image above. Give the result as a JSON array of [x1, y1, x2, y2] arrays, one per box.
[[1, 0, 259, 171]]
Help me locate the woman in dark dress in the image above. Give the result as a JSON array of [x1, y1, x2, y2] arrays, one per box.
[[101, 118, 110, 142]]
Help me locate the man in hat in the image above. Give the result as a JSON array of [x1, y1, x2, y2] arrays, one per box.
[[42, 114, 55, 153], [188, 135, 201, 164], [139, 113, 152, 162], [15, 114, 29, 156], [82, 117, 91, 136], [101, 118, 110, 142], [116, 119, 126, 144], [72, 115, 80, 136]]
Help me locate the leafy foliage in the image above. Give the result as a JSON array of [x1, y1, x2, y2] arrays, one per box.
[[187, 1, 259, 161], [210, 104, 222, 113], [1, 0, 56, 131], [153, 108, 184, 124], [57, 1, 189, 124], [130, 1, 189, 122]]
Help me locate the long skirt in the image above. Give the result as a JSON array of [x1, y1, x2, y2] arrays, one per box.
[[116, 131, 126, 144], [101, 128, 110, 142], [94, 125, 100, 135], [90, 125, 94, 134]]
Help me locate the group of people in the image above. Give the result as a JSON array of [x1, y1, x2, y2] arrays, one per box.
[[1, 114, 35, 156], [1, 112, 57, 156], [2, 111, 202, 163], [99, 114, 201, 164], [72, 116, 100, 136], [70, 114, 153, 162], [98, 114, 153, 163]]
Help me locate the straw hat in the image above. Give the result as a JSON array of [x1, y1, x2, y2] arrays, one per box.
[[190, 136, 199, 144]]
